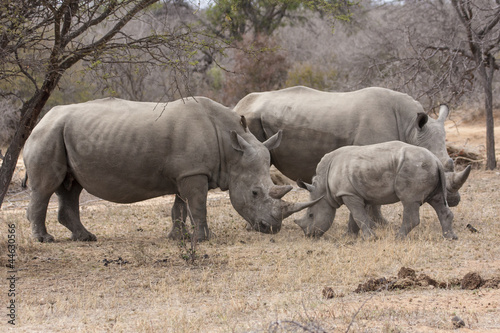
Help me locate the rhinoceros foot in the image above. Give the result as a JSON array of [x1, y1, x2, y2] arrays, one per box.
[[71, 231, 97, 242], [443, 230, 458, 240], [193, 227, 212, 242], [167, 226, 212, 242], [34, 233, 55, 243], [361, 229, 377, 241], [167, 228, 189, 241]]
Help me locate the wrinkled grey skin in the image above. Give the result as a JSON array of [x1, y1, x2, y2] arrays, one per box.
[[234, 86, 462, 225], [23, 97, 317, 243], [294, 141, 471, 240]]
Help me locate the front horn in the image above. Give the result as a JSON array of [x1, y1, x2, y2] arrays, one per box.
[[281, 196, 323, 219], [446, 165, 471, 192]]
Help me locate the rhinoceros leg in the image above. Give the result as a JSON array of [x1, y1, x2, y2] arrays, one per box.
[[347, 213, 359, 235], [168, 175, 210, 241], [396, 202, 421, 239], [428, 196, 457, 240], [27, 191, 54, 243], [349, 205, 386, 235], [367, 205, 389, 226], [167, 194, 189, 240], [55, 181, 97, 241], [343, 196, 376, 239]]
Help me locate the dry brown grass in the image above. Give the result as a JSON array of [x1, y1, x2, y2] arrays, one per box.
[[1, 168, 500, 332], [2, 118, 500, 332]]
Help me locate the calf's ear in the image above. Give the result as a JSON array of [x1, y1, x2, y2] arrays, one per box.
[[230, 131, 253, 153], [263, 130, 283, 150], [297, 179, 315, 192]]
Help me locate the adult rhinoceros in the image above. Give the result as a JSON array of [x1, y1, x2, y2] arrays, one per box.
[[23, 97, 318, 243], [295, 141, 471, 240], [234, 86, 469, 224]]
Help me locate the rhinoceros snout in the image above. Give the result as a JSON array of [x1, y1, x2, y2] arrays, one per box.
[[447, 192, 461, 207], [304, 228, 326, 239], [253, 221, 281, 234]]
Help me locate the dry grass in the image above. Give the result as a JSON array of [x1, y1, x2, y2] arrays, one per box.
[[2, 118, 500, 332], [1, 169, 500, 332]]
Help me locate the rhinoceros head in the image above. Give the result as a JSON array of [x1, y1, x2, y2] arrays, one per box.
[[227, 130, 319, 234], [293, 179, 334, 238], [409, 105, 455, 172]]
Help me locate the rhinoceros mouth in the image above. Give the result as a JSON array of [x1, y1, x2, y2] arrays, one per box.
[[254, 219, 281, 234]]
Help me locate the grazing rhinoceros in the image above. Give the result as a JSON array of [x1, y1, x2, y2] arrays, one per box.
[[23, 97, 319, 243], [294, 141, 471, 240], [234, 86, 466, 224]]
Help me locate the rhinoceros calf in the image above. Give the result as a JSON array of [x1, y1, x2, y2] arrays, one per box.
[[294, 141, 471, 240], [234, 86, 466, 225], [23, 97, 318, 243]]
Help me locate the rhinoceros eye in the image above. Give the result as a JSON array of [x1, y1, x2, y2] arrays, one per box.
[[252, 190, 258, 197], [308, 213, 314, 218]]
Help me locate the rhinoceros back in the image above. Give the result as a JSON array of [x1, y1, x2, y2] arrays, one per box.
[[235, 86, 423, 182], [323, 141, 443, 206], [24, 97, 229, 203]]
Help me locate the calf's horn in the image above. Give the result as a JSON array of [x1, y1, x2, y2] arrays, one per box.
[[269, 185, 293, 199], [446, 165, 471, 192], [281, 196, 323, 219]]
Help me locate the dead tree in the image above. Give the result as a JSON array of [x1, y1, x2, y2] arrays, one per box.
[[0, 0, 226, 207], [450, 0, 499, 170]]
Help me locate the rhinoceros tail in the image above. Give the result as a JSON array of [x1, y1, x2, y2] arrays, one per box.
[[21, 173, 28, 188]]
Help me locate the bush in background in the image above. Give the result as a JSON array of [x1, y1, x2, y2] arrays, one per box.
[[220, 35, 290, 106], [0, 98, 20, 147]]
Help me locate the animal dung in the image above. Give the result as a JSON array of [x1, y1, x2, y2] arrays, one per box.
[[322, 287, 335, 299], [461, 272, 483, 290], [355, 267, 498, 293], [397, 267, 416, 280], [451, 316, 465, 329], [102, 257, 129, 267]]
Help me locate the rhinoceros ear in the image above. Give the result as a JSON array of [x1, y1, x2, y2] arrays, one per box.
[[230, 130, 253, 153], [263, 130, 282, 150], [437, 104, 450, 123], [297, 179, 315, 192], [416, 112, 429, 130]]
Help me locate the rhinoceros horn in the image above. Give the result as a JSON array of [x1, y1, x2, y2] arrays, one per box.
[[269, 185, 293, 199], [447, 165, 471, 192], [281, 196, 323, 219]]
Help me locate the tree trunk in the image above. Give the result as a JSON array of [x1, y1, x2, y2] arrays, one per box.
[[480, 56, 497, 170], [0, 72, 62, 208], [484, 83, 497, 170]]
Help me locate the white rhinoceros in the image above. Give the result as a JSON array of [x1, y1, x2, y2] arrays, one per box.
[[294, 141, 471, 240], [23, 97, 318, 242], [234, 86, 467, 224]]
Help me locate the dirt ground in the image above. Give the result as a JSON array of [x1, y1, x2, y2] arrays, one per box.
[[1, 114, 500, 332]]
